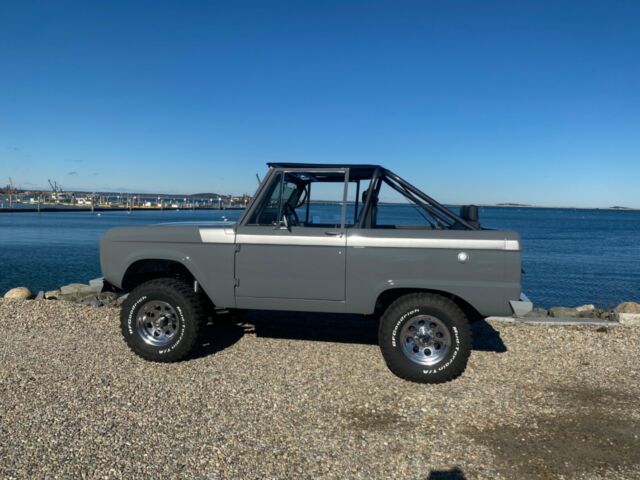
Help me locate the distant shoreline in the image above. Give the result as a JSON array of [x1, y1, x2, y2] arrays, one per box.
[[0, 206, 245, 213], [475, 204, 640, 212]]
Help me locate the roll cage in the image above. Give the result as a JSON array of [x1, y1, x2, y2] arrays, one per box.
[[239, 163, 478, 231]]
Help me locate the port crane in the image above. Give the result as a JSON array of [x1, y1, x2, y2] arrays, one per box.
[[6, 177, 14, 208], [47, 179, 64, 203], [48, 179, 61, 193]]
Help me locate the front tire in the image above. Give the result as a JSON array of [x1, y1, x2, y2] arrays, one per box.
[[379, 293, 472, 383], [120, 278, 204, 362]]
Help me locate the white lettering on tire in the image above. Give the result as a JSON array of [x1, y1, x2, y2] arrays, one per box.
[[158, 305, 186, 354], [392, 308, 419, 347], [127, 295, 148, 335]]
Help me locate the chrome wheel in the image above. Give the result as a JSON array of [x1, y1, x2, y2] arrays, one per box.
[[136, 300, 181, 347], [400, 315, 451, 366]]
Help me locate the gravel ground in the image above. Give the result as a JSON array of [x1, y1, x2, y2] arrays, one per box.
[[1, 299, 639, 480]]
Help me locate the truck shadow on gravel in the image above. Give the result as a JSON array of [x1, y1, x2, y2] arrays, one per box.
[[426, 468, 466, 480], [189, 311, 506, 359]]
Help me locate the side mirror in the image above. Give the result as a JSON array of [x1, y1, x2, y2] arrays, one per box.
[[460, 205, 480, 228]]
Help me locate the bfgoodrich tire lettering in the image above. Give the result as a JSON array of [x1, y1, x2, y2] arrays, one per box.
[[120, 278, 204, 362], [379, 293, 472, 384]]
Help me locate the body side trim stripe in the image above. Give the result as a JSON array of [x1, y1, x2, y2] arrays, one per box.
[[235, 234, 345, 247], [348, 235, 519, 251], [200, 231, 520, 251]]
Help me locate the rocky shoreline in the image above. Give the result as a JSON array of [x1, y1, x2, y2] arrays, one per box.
[[2, 280, 126, 308], [525, 302, 640, 325], [3, 281, 639, 325]]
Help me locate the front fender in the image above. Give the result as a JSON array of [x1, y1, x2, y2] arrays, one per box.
[[100, 225, 236, 308]]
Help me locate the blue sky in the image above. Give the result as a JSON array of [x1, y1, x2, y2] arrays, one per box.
[[1, 1, 638, 207]]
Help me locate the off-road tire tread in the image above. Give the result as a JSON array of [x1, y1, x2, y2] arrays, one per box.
[[379, 293, 472, 384], [120, 278, 204, 362]]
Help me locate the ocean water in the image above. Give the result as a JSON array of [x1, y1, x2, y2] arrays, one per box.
[[0, 207, 638, 308]]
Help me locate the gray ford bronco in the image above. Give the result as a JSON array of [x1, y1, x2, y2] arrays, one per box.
[[100, 163, 531, 383]]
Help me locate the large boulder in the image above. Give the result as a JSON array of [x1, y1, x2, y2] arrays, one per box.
[[614, 302, 640, 314], [60, 283, 96, 295], [89, 277, 104, 292], [579, 308, 605, 319], [618, 314, 640, 326], [576, 304, 595, 312], [3, 287, 33, 300], [615, 302, 640, 326], [44, 290, 60, 299], [57, 291, 97, 303]]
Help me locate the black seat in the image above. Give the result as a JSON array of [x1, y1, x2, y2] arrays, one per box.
[[361, 189, 378, 228]]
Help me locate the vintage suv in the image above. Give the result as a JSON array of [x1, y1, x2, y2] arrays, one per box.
[[100, 163, 531, 383]]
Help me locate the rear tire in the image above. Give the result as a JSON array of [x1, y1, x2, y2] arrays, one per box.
[[120, 278, 204, 362], [378, 293, 472, 383]]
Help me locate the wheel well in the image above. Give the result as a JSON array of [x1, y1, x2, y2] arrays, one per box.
[[375, 288, 483, 322], [121, 259, 196, 292]]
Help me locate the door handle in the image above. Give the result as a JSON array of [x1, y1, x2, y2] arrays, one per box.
[[325, 231, 343, 237]]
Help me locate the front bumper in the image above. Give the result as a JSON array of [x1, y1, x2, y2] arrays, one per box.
[[509, 292, 533, 317]]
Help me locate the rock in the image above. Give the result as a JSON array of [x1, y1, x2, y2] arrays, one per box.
[[614, 302, 640, 314], [116, 293, 129, 306], [49, 289, 119, 307], [576, 304, 595, 312], [44, 290, 60, 300], [55, 293, 75, 302], [80, 295, 102, 307], [62, 291, 118, 307], [549, 306, 580, 318], [96, 292, 118, 307], [3, 287, 32, 300], [35, 291, 45, 301], [617, 313, 640, 326], [525, 308, 548, 317], [60, 283, 96, 295], [578, 308, 603, 319], [89, 277, 104, 292], [57, 291, 97, 303]]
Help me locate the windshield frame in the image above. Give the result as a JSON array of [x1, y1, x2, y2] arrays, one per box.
[[240, 165, 478, 230]]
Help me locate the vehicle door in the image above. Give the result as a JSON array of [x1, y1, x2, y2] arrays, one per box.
[[234, 168, 349, 305]]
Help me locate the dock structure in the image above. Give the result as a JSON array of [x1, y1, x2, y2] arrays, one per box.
[[0, 206, 245, 213], [1, 177, 251, 212]]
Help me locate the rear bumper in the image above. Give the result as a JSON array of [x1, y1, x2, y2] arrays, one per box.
[[509, 292, 533, 317]]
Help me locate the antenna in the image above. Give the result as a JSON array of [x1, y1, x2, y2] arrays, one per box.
[[256, 173, 262, 184]]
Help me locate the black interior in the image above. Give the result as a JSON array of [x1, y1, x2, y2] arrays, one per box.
[[248, 165, 479, 230]]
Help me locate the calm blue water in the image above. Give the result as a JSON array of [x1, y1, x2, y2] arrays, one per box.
[[0, 207, 638, 308]]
